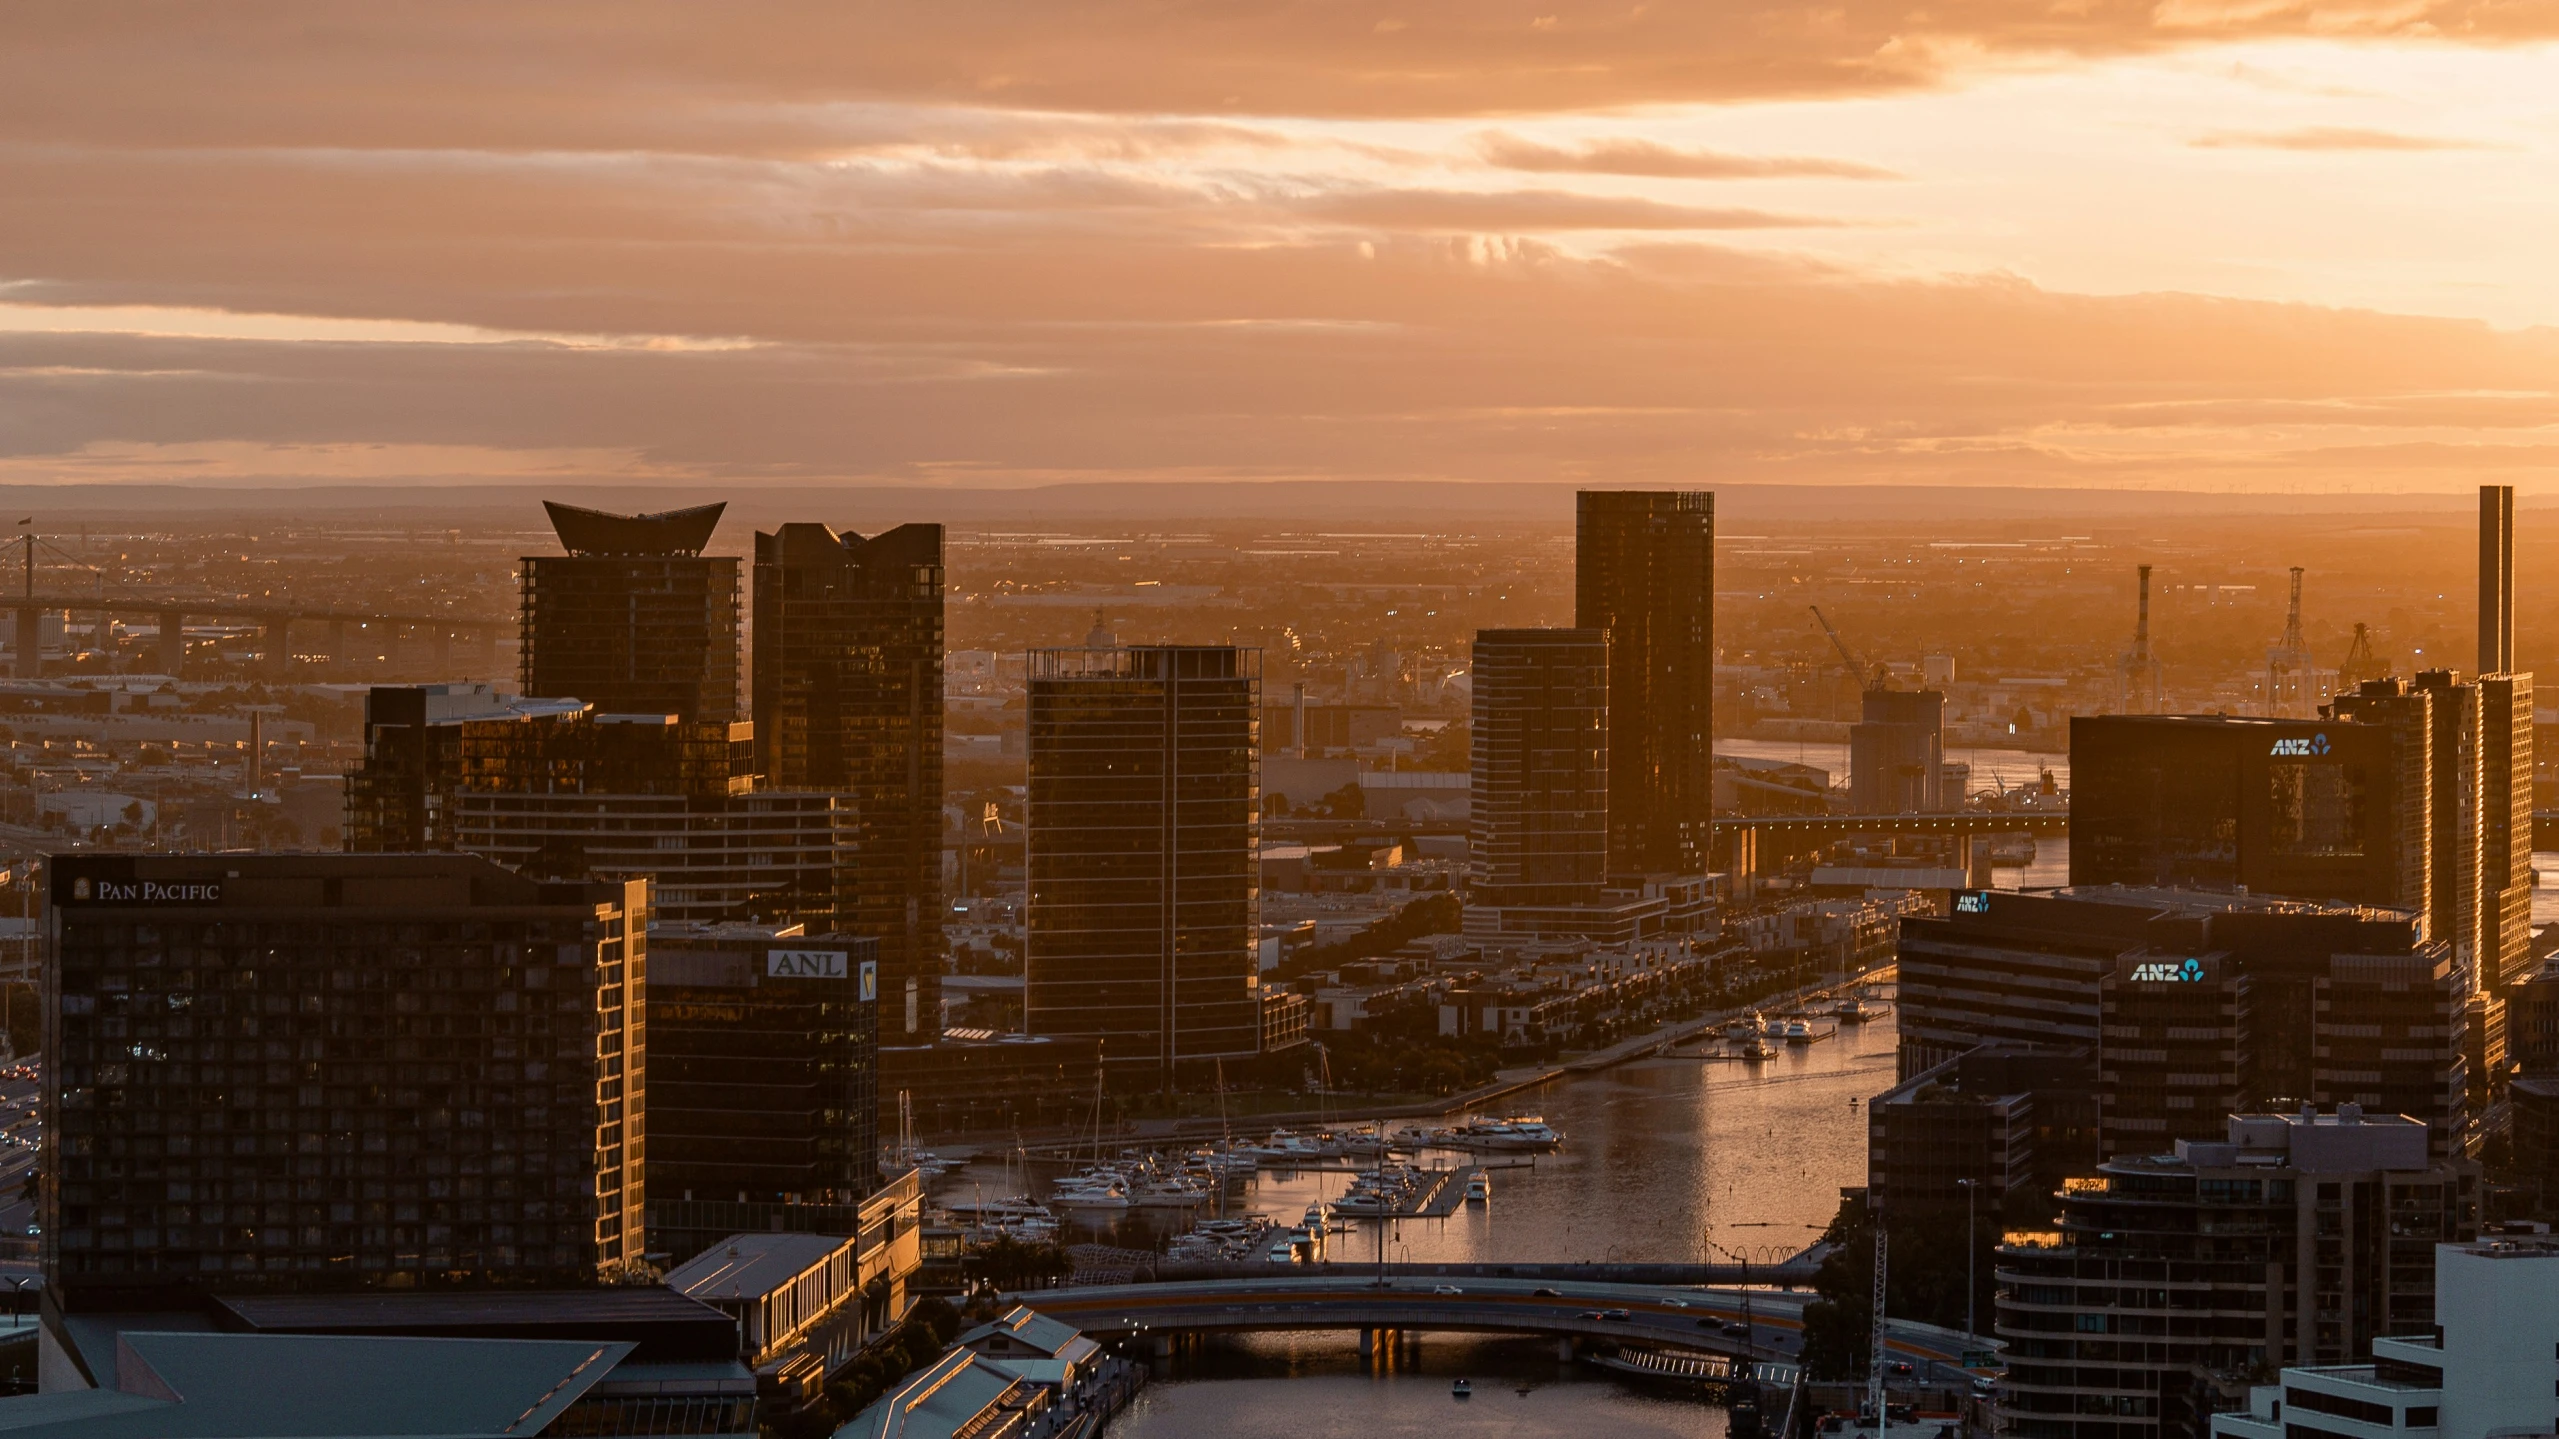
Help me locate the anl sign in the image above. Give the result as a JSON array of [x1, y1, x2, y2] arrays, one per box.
[[767, 949, 849, 979]]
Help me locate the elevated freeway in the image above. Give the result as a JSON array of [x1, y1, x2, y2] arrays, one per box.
[[3, 589, 502, 679], [1717, 811, 2066, 842]]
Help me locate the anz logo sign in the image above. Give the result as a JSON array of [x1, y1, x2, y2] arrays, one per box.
[[1953, 891, 1993, 915], [2268, 733, 2331, 757], [2130, 958, 2209, 984]]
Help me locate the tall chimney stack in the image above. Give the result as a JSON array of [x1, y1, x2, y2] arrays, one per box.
[[2480, 484, 2515, 676]]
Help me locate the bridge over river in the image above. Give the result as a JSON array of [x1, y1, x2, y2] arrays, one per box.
[[1005, 1272, 1978, 1384]]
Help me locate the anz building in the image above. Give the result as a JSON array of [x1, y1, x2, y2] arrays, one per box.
[[2067, 713, 2422, 911]]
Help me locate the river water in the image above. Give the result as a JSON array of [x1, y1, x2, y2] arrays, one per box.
[[949, 1007, 1905, 1435]]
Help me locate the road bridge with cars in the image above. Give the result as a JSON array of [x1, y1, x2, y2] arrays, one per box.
[[1004, 1273, 1974, 1381]]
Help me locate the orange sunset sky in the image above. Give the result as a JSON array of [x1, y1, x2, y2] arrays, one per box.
[[4, 3, 2559, 494]]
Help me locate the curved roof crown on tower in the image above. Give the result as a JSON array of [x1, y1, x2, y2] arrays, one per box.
[[543, 499, 725, 556]]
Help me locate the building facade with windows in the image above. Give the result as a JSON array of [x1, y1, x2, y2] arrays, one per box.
[[1573, 490, 1712, 878], [1995, 1109, 2476, 1439], [519, 500, 740, 724], [642, 923, 879, 1257], [42, 853, 648, 1312], [751, 522, 946, 1043], [1025, 645, 1262, 1083]]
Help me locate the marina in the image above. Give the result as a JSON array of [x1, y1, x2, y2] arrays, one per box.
[[1096, 1002, 1901, 1434]]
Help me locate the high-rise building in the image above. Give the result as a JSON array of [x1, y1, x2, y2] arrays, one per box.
[[1901, 887, 2468, 1155], [43, 854, 647, 1309], [751, 522, 946, 1040], [343, 683, 587, 851], [520, 500, 740, 723], [1867, 1045, 2097, 1223], [2213, 1236, 2559, 1439], [1468, 628, 1610, 911], [1574, 490, 1713, 877], [2068, 713, 2426, 908], [1995, 1109, 2476, 1439], [1849, 688, 1946, 814], [347, 688, 854, 930], [1025, 645, 1261, 1084], [642, 922, 878, 1262]]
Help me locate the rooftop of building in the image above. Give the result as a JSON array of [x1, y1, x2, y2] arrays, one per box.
[[650, 919, 811, 941], [47, 851, 636, 914], [0, 1331, 633, 1439], [837, 1350, 1036, 1439], [2448, 1236, 2559, 1260], [541, 499, 725, 557], [952, 1306, 1095, 1363], [210, 1287, 742, 1364], [2134, 1105, 2434, 1174], [664, 1232, 855, 1304]]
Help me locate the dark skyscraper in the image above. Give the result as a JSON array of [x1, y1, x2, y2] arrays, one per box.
[[44, 854, 648, 1307], [752, 523, 946, 1040], [1574, 490, 1712, 877], [643, 922, 878, 1260], [520, 500, 740, 723], [2067, 713, 2426, 910], [1025, 645, 1261, 1084], [1468, 628, 1610, 911]]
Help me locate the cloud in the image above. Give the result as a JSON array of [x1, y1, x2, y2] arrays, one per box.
[[2192, 125, 2487, 150], [7, 1, 2559, 144], [1297, 187, 1845, 231], [1474, 132, 1900, 180]]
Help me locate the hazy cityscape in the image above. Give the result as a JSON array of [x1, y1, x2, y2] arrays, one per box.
[[10, 6, 2559, 1439], [0, 480, 2538, 1439]]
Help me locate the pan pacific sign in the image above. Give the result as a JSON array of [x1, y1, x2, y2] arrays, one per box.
[[64, 876, 222, 905]]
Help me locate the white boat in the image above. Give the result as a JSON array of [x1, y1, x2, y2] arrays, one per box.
[[1783, 1019, 1813, 1045], [1464, 1173, 1491, 1202], [1739, 1037, 1777, 1061], [1245, 1131, 1327, 1163], [1302, 1202, 1332, 1238], [1047, 1183, 1133, 1212], [1452, 1379, 1472, 1398], [1832, 996, 1880, 1023]]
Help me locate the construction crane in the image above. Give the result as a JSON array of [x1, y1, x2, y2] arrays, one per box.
[[1809, 605, 1885, 692]]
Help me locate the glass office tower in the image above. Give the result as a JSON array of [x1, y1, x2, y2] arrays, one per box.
[[1574, 490, 1713, 877], [520, 500, 740, 724], [1469, 628, 1610, 910], [751, 522, 946, 1040], [1025, 646, 1261, 1085]]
